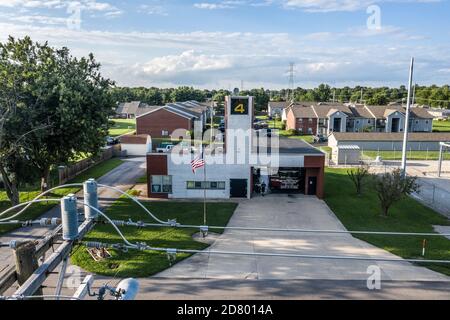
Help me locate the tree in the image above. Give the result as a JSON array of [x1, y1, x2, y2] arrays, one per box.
[[347, 165, 370, 196], [0, 36, 114, 202], [374, 169, 419, 216]]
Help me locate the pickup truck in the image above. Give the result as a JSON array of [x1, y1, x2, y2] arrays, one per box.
[[156, 144, 175, 153]]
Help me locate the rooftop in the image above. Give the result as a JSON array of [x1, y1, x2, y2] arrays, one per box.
[[254, 136, 324, 155], [332, 132, 450, 142]]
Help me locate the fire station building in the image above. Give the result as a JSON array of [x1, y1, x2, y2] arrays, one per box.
[[146, 96, 325, 199]]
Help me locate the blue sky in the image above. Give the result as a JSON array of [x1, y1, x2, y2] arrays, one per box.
[[1, 0, 449, 89]]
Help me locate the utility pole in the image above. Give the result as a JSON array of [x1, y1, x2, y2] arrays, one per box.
[[13, 241, 43, 298], [401, 57, 414, 178]]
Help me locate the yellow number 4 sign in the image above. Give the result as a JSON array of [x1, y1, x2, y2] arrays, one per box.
[[234, 104, 245, 114]]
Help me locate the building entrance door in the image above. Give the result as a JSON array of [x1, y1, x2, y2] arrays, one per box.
[[230, 179, 248, 198]]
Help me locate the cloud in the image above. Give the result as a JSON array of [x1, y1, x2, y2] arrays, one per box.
[[194, 2, 234, 9], [281, 0, 442, 12], [141, 50, 234, 74], [0, 0, 122, 16], [192, 0, 442, 12], [0, 16, 449, 88]]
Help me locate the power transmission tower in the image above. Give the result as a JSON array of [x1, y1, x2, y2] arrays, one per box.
[[287, 62, 295, 102]]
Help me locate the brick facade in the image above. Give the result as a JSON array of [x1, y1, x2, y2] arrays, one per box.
[[286, 110, 318, 135], [146, 154, 169, 199], [304, 156, 325, 199], [136, 108, 193, 138]]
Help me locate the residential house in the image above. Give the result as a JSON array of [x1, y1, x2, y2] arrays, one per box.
[[285, 102, 433, 136], [136, 101, 212, 138], [116, 101, 151, 118], [268, 101, 290, 117]]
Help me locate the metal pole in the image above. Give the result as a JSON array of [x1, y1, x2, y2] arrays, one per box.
[[401, 57, 414, 178], [54, 257, 68, 300], [438, 143, 444, 177]]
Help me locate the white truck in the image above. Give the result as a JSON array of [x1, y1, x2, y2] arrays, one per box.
[[156, 144, 175, 153]]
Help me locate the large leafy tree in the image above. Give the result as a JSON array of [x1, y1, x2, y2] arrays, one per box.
[[0, 36, 114, 203]]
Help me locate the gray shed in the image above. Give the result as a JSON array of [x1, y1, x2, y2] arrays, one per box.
[[332, 145, 361, 165]]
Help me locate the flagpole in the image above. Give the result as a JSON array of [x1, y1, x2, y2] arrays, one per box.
[[203, 149, 207, 226]]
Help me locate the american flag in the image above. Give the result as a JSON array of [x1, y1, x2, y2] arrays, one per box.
[[191, 156, 205, 173]]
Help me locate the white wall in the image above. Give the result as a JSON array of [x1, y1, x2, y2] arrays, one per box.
[[121, 143, 147, 156], [167, 154, 251, 199]]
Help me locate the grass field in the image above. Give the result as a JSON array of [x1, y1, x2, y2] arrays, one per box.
[[433, 120, 450, 132], [109, 119, 136, 137], [362, 150, 450, 161], [325, 168, 450, 276], [0, 158, 124, 235], [71, 199, 238, 277]]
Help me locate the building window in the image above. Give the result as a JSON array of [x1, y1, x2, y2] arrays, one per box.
[[151, 175, 172, 193], [426, 120, 429, 124], [162, 130, 169, 136], [415, 120, 419, 124], [308, 128, 313, 134], [308, 118, 313, 123], [298, 127, 303, 133], [368, 119, 371, 124], [187, 181, 226, 190], [298, 118, 303, 122]]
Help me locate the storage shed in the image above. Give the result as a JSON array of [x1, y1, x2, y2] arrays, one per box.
[[332, 145, 361, 165]]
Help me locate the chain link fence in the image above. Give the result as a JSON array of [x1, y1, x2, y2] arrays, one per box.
[[413, 179, 450, 219]]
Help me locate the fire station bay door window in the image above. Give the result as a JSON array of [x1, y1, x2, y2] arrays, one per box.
[[151, 175, 172, 194], [230, 179, 248, 198]]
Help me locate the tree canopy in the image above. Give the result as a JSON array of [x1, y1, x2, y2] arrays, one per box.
[[0, 36, 114, 204]]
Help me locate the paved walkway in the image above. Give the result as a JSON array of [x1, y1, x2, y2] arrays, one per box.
[[0, 157, 145, 281], [156, 194, 449, 281]]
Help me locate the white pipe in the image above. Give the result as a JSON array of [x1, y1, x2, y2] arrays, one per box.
[[110, 219, 450, 238], [0, 183, 82, 219], [97, 184, 171, 225], [88, 241, 450, 265], [0, 199, 62, 222]]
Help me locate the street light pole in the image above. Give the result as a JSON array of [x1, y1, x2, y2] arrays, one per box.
[[401, 57, 414, 178]]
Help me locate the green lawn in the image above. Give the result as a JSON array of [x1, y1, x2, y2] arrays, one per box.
[[0, 158, 124, 234], [71, 199, 238, 277], [109, 119, 136, 137], [433, 120, 450, 132], [325, 168, 450, 276], [362, 150, 450, 161]]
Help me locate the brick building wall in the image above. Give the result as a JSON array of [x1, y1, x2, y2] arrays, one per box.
[[136, 109, 193, 138]]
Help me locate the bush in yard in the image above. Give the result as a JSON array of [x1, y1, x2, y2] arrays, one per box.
[[374, 169, 419, 217], [286, 129, 297, 136], [347, 165, 370, 196]]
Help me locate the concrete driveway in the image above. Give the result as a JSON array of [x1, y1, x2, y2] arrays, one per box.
[[156, 194, 449, 281]]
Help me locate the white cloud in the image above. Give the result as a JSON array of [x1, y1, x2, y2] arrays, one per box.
[[0, 17, 448, 88], [0, 0, 122, 15], [194, 2, 234, 9], [281, 0, 441, 12], [192, 0, 442, 12], [141, 50, 233, 74]]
